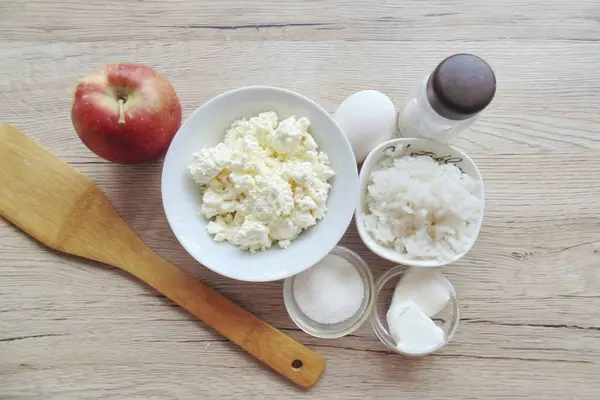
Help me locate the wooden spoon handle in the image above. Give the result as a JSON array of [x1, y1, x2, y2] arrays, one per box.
[[0, 124, 324, 388], [123, 249, 325, 388]]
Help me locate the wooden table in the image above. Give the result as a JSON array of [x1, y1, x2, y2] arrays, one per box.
[[1, 1, 599, 399]]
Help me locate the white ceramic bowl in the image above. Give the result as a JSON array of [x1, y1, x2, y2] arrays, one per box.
[[356, 138, 484, 267], [161, 86, 359, 282]]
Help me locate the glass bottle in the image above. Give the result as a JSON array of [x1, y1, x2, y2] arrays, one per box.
[[397, 53, 496, 142]]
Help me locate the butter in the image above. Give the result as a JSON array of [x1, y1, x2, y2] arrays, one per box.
[[391, 268, 450, 317], [386, 300, 445, 354]]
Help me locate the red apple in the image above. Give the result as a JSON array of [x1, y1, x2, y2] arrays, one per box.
[[71, 63, 182, 164]]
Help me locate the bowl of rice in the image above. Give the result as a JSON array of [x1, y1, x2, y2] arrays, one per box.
[[356, 138, 484, 267]]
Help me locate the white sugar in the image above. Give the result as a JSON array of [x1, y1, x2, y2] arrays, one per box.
[[293, 254, 364, 324]]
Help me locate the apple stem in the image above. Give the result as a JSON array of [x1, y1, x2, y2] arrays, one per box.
[[117, 98, 126, 125]]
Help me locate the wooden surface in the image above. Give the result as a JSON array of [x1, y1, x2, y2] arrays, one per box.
[[1, 0, 599, 399], [0, 125, 325, 390]]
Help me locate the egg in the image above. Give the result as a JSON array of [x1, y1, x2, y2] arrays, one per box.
[[333, 90, 397, 163]]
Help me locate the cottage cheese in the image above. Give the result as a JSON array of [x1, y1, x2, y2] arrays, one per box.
[[188, 112, 334, 252]]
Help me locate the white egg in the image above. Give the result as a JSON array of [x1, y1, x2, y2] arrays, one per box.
[[333, 90, 397, 163]]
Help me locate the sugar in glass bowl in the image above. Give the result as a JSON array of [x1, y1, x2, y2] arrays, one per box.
[[283, 246, 375, 339], [161, 86, 358, 282]]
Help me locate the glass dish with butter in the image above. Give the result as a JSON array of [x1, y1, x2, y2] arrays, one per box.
[[370, 265, 459, 356]]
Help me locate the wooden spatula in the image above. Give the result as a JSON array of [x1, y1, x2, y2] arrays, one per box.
[[0, 124, 325, 388]]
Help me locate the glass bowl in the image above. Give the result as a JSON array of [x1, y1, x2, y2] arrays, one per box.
[[371, 265, 459, 356], [283, 246, 375, 339]]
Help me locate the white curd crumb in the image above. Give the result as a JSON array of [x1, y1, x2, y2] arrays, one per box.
[[188, 111, 334, 252]]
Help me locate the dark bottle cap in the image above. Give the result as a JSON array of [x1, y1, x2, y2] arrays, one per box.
[[426, 53, 496, 121]]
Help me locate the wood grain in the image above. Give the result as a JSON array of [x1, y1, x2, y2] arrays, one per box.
[[1, 0, 600, 399], [2, 40, 600, 161], [2, 0, 599, 42], [0, 125, 325, 389]]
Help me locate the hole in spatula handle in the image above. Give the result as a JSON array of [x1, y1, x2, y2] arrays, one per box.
[[291, 359, 303, 370]]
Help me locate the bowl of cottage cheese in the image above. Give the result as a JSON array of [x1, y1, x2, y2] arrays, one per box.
[[161, 86, 358, 282]]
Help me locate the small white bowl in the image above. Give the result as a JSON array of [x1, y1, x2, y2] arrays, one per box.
[[356, 138, 485, 267], [161, 86, 358, 282]]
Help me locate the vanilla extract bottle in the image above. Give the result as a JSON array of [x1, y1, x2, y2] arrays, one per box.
[[397, 53, 496, 142]]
